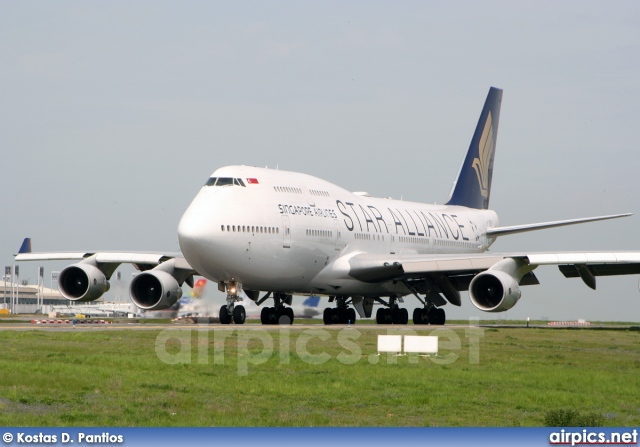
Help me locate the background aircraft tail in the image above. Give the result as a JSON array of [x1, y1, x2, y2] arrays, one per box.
[[445, 87, 503, 209], [302, 296, 321, 307], [18, 237, 32, 254]]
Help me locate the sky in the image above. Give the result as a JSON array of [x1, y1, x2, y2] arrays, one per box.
[[1, 1, 639, 321]]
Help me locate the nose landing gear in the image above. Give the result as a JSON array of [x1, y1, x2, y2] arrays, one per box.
[[219, 280, 246, 324]]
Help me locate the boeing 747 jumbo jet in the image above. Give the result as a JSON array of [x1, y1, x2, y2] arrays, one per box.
[[15, 87, 640, 325]]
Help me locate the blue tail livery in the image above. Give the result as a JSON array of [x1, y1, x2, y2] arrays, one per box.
[[446, 86, 503, 209], [18, 238, 32, 254]]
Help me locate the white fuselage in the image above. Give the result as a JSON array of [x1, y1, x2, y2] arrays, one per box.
[[177, 166, 498, 297]]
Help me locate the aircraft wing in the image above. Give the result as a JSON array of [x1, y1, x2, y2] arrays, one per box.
[[345, 251, 640, 306], [14, 251, 195, 273], [14, 239, 199, 310]]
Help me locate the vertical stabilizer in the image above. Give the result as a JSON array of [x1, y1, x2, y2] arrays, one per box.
[[445, 87, 503, 209], [18, 238, 32, 254]]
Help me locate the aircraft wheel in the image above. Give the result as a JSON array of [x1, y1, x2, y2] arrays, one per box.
[[413, 308, 427, 325], [375, 307, 385, 324], [392, 308, 407, 324], [323, 307, 333, 325], [233, 305, 246, 324], [428, 307, 445, 325], [399, 308, 409, 325], [348, 308, 356, 324], [219, 305, 232, 324], [427, 307, 438, 325], [283, 306, 294, 325], [268, 307, 279, 325], [260, 307, 269, 325], [436, 308, 446, 325]]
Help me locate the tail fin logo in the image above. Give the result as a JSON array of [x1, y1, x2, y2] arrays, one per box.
[[471, 111, 494, 198]]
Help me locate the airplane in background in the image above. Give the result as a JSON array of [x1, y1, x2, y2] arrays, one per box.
[[16, 87, 640, 325]]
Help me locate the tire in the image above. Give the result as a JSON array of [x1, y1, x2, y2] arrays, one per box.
[[348, 308, 356, 324], [375, 307, 385, 324], [233, 305, 246, 324], [399, 308, 409, 325], [429, 307, 445, 325], [323, 307, 333, 325], [268, 307, 278, 325], [260, 307, 269, 325], [283, 306, 294, 325], [428, 306, 438, 325], [436, 308, 446, 325], [413, 308, 424, 325], [392, 308, 407, 324], [219, 305, 232, 324]]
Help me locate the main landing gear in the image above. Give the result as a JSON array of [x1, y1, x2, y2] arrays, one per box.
[[323, 296, 357, 325], [374, 296, 409, 324], [373, 303, 444, 325], [320, 295, 437, 326], [405, 283, 448, 326], [412, 303, 446, 325], [258, 292, 294, 325]]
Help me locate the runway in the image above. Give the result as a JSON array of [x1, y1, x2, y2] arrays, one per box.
[[0, 321, 636, 332]]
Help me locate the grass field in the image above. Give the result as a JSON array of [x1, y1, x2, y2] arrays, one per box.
[[1, 324, 639, 426]]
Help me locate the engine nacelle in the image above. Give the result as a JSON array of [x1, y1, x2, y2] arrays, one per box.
[[130, 270, 183, 311], [59, 263, 110, 302], [469, 270, 521, 312]]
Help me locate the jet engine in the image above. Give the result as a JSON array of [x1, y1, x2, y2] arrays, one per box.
[[59, 263, 110, 302], [469, 270, 521, 312], [130, 270, 183, 311]]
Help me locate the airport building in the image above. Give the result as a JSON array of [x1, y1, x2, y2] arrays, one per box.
[[0, 281, 68, 314], [0, 281, 137, 317], [2, 267, 134, 316]]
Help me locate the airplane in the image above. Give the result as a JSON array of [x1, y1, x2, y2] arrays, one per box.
[[15, 87, 640, 326]]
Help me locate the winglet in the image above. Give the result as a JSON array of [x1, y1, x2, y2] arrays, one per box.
[[446, 87, 503, 209], [17, 238, 32, 254]]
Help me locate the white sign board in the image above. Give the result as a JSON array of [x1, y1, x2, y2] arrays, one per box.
[[377, 335, 402, 354], [404, 336, 438, 355]]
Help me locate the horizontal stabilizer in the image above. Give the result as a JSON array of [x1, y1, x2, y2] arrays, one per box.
[[486, 213, 632, 238]]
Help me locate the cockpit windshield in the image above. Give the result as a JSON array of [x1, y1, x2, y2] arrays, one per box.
[[204, 177, 247, 187]]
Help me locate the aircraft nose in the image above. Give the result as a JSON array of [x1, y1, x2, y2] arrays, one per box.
[[177, 210, 213, 261]]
